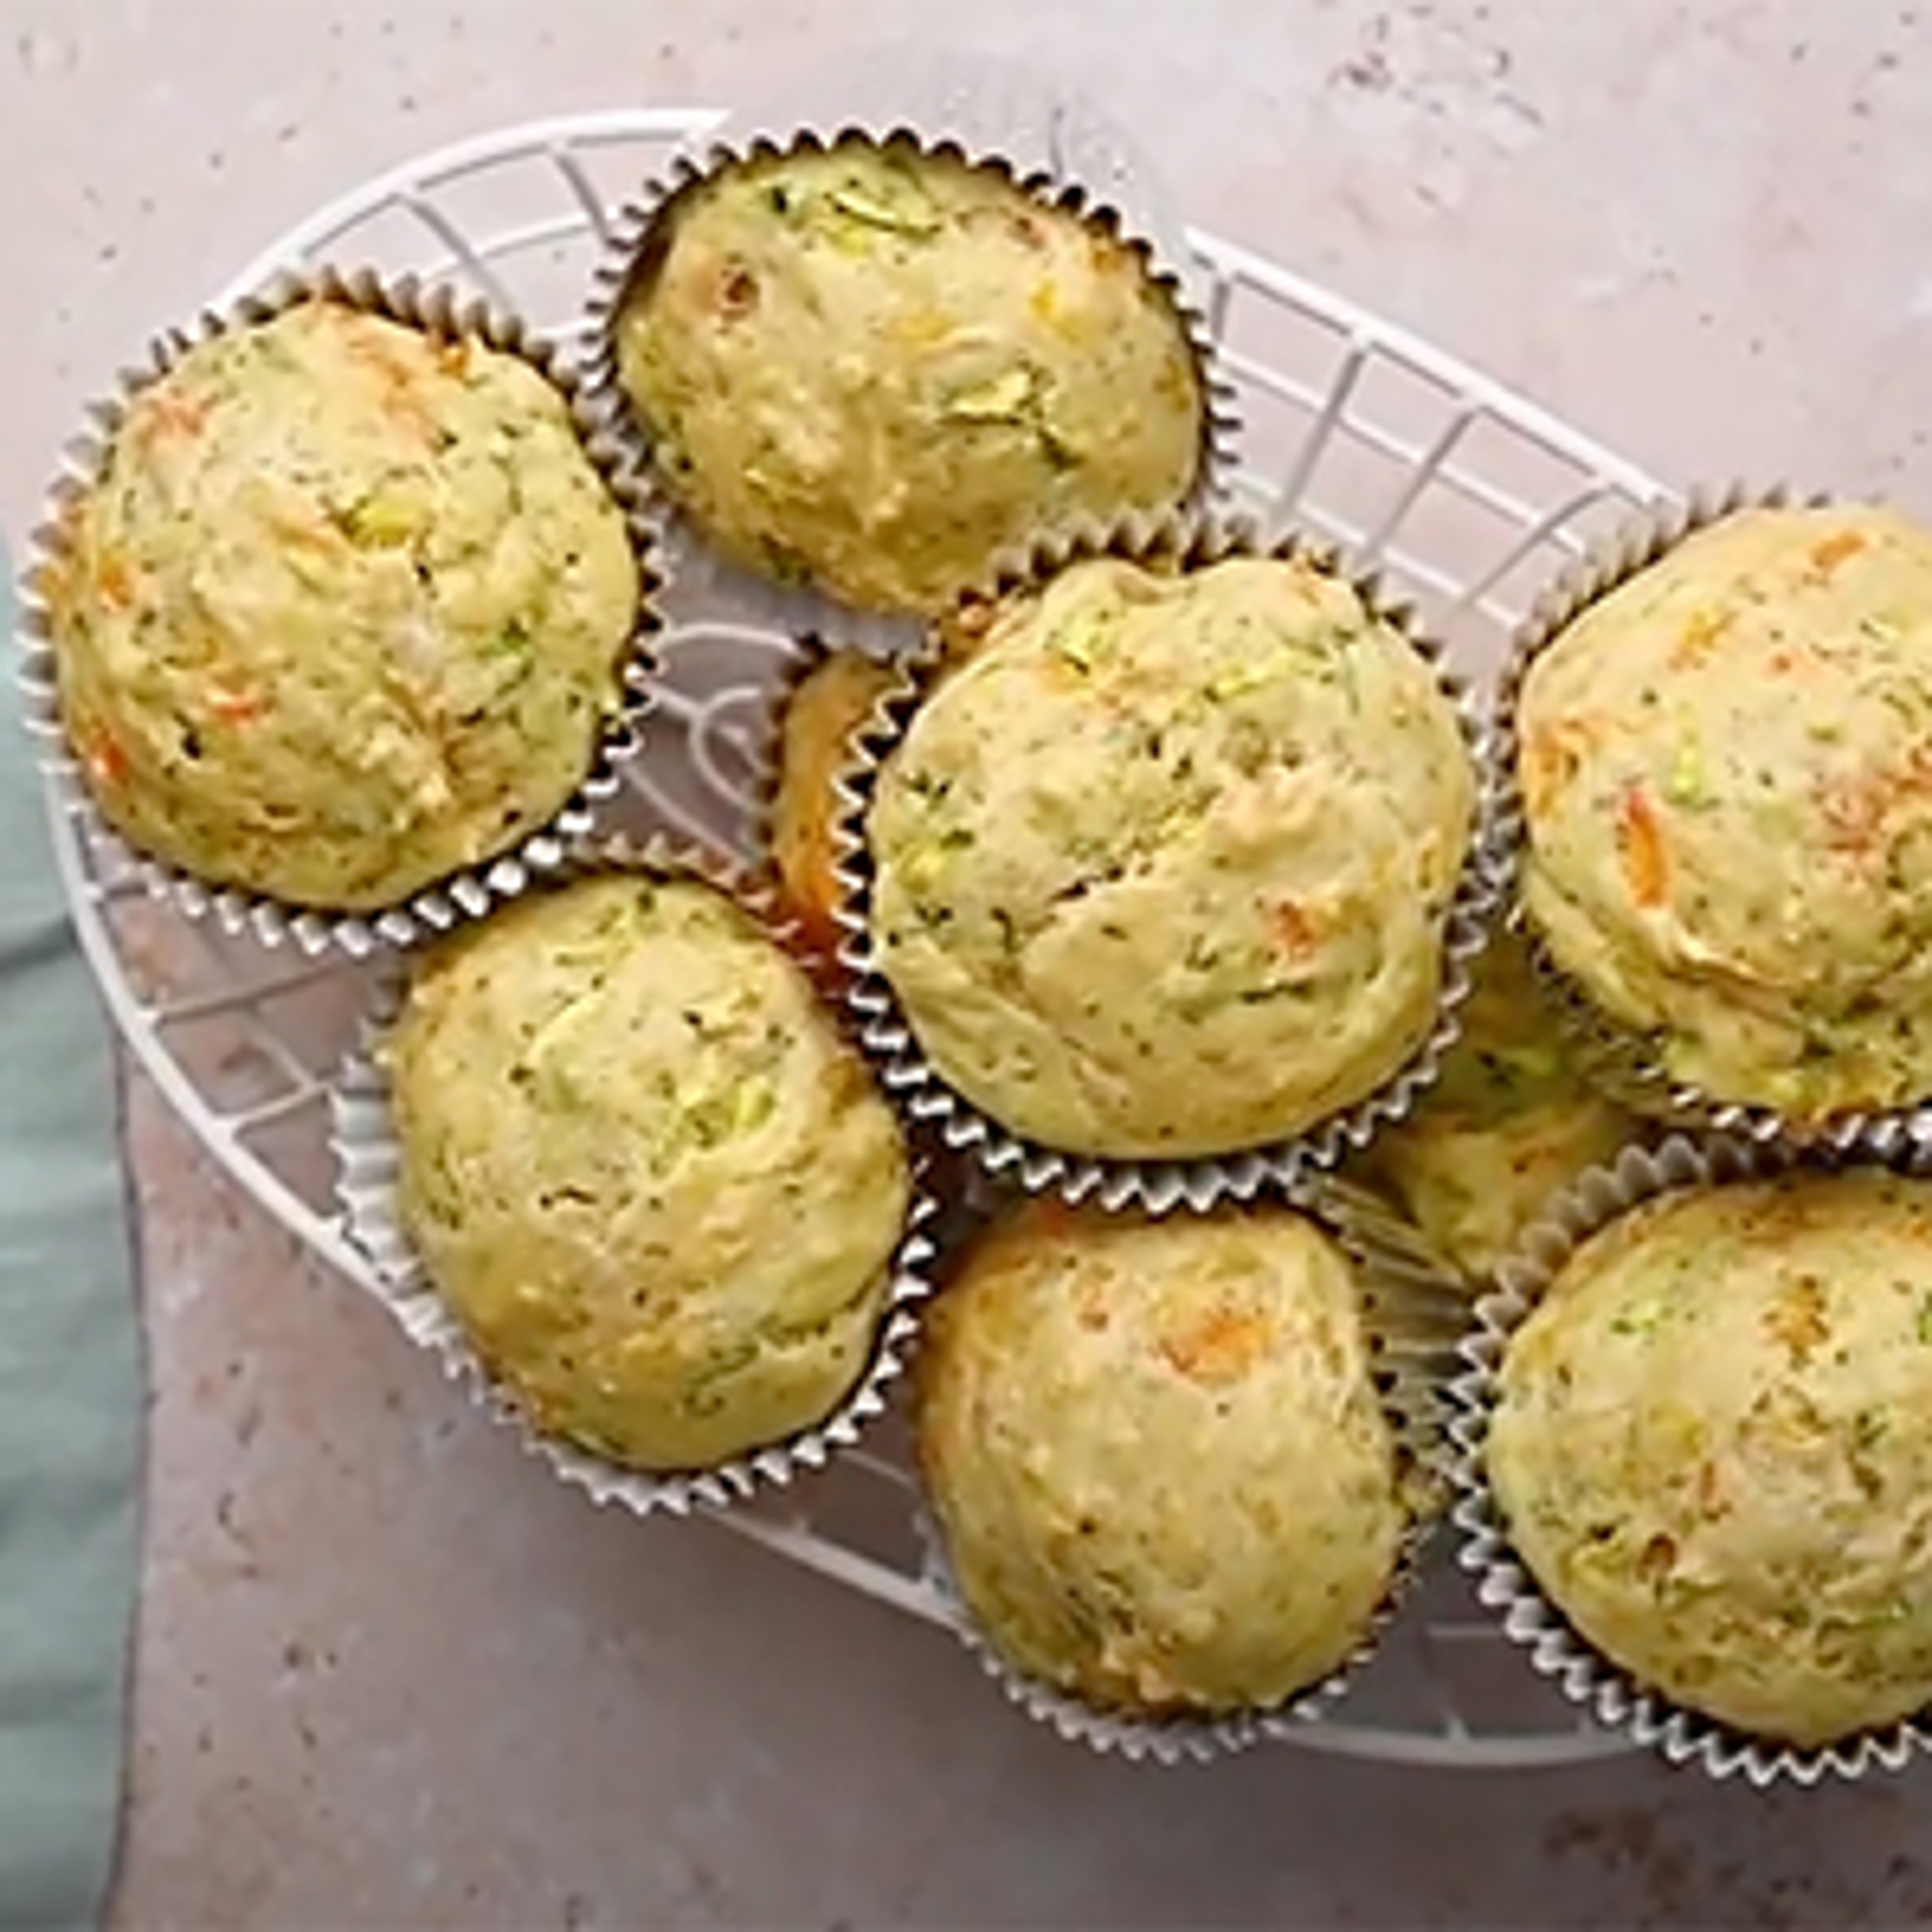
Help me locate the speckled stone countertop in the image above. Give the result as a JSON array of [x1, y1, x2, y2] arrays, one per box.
[[9, 1, 1932, 1923]]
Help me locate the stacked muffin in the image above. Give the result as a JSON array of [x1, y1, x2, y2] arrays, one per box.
[[1462, 1151, 1932, 1772], [1351, 930, 1642, 1285], [1454, 496, 1932, 1777], [1508, 501, 1932, 1128]]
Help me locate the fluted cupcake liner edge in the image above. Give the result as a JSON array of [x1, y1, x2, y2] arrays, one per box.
[[911, 1167, 1465, 1763], [827, 506, 1512, 1216], [16, 263, 668, 960], [1490, 481, 1932, 1153], [1449, 1128, 1932, 1787], [579, 78, 1242, 621]]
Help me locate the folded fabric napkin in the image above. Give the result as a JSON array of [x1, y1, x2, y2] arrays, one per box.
[[0, 554, 142, 1931]]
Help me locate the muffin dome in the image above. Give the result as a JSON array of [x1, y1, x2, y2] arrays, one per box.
[[1361, 932, 1638, 1282], [1517, 503, 1932, 1119], [47, 299, 639, 912], [386, 870, 911, 1471], [610, 138, 1204, 613], [1488, 1170, 1932, 1748], [867, 552, 1477, 1158], [917, 1201, 1407, 1714]]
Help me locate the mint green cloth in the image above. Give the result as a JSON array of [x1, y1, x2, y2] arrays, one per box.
[[0, 560, 141, 1930]]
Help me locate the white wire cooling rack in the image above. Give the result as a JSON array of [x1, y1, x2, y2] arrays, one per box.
[[33, 107, 1674, 1767]]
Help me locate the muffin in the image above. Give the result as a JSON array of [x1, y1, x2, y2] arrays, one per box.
[[917, 1200, 1408, 1715], [865, 549, 1478, 1160], [1515, 501, 1932, 1122], [45, 297, 640, 913], [606, 137, 1204, 613], [767, 648, 896, 954], [1487, 1169, 1932, 1749], [1357, 931, 1640, 1282], [385, 870, 912, 1471]]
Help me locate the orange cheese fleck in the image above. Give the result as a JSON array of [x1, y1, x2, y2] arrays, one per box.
[[207, 686, 262, 725], [1271, 899, 1318, 956], [1811, 529, 1869, 575], [78, 726, 128, 788], [94, 553, 138, 611], [1158, 1304, 1273, 1386]]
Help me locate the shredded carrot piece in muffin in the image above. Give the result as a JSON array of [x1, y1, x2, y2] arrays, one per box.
[[1158, 1304, 1273, 1385], [1271, 898, 1318, 956], [341, 320, 441, 442], [1617, 782, 1670, 909], [1669, 605, 1733, 669], [263, 502, 344, 554], [94, 553, 138, 610], [206, 685, 262, 725], [132, 389, 208, 445], [1811, 529, 1869, 575], [78, 727, 127, 787], [1521, 719, 1595, 817]]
